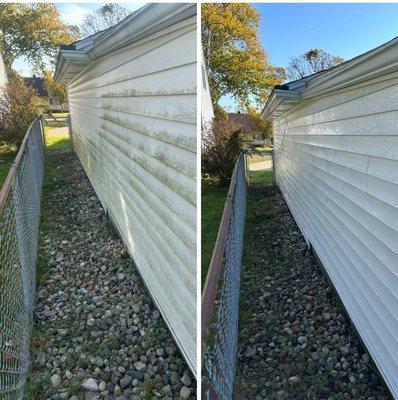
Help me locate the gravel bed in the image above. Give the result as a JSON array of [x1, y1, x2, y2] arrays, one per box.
[[27, 149, 195, 399], [234, 186, 391, 400]]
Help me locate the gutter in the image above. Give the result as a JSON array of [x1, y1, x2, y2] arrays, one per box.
[[262, 35, 398, 120], [261, 89, 301, 120], [55, 3, 196, 83]]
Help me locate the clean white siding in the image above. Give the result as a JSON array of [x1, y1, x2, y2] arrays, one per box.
[[67, 17, 197, 373], [273, 72, 398, 397], [201, 50, 214, 130]]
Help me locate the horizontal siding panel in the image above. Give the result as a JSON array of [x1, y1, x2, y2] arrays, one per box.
[[68, 63, 196, 98], [282, 135, 398, 160], [285, 79, 398, 128], [70, 103, 196, 153], [69, 25, 196, 92], [276, 166, 398, 332], [282, 111, 398, 136], [71, 94, 196, 124], [69, 113, 195, 227], [282, 73, 398, 124], [273, 74, 398, 396], [67, 16, 197, 373]]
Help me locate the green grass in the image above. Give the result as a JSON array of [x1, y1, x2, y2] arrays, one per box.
[[253, 145, 273, 152], [26, 149, 75, 399], [50, 112, 69, 118], [0, 153, 16, 187], [201, 185, 228, 287], [0, 123, 70, 188], [248, 169, 273, 185], [43, 125, 70, 151]]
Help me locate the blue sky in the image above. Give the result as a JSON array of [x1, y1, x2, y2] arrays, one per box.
[[12, 3, 144, 75], [220, 3, 398, 111]]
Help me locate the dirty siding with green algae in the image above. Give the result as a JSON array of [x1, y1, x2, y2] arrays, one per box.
[[56, 8, 197, 375]]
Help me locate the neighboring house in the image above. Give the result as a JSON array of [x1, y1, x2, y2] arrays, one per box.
[[54, 3, 197, 374], [228, 111, 268, 146], [24, 76, 67, 111], [262, 37, 398, 397], [201, 47, 214, 131], [0, 52, 7, 93]]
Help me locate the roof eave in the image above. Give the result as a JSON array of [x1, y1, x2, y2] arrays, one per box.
[[54, 3, 196, 84], [262, 36, 398, 120], [88, 3, 195, 59], [54, 50, 90, 83], [261, 89, 301, 120]]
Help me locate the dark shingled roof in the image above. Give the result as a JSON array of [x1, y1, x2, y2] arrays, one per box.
[[60, 43, 76, 51], [24, 76, 48, 97]]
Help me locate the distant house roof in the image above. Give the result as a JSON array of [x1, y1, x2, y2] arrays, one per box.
[[262, 35, 398, 120], [24, 76, 48, 97], [54, 3, 196, 83], [228, 112, 257, 133]]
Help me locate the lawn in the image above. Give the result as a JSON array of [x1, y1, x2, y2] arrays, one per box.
[[0, 124, 70, 189], [247, 169, 273, 185], [51, 112, 69, 118], [201, 185, 228, 287], [43, 125, 70, 151]]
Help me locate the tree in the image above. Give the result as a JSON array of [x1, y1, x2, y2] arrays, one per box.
[[80, 4, 131, 37], [287, 49, 344, 81], [202, 115, 244, 185], [43, 70, 67, 105], [202, 3, 284, 109], [0, 74, 41, 148], [247, 107, 272, 140], [0, 3, 78, 73]]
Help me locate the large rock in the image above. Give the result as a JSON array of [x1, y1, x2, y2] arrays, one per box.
[[180, 386, 191, 400], [120, 375, 133, 389], [82, 378, 99, 391], [50, 374, 61, 388]]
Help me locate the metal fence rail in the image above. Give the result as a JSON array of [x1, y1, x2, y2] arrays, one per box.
[[202, 153, 247, 399], [0, 118, 44, 399]]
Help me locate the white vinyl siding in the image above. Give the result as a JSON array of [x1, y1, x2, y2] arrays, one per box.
[[273, 72, 398, 397], [201, 50, 214, 130], [66, 17, 197, 374]]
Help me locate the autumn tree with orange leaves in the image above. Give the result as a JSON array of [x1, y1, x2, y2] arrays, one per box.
[[0, 3, 78, 73], [202, 3, 285, 111]]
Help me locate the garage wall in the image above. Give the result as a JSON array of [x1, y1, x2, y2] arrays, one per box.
[[273, 72, 398, 397], [67, 17, 197, 373]]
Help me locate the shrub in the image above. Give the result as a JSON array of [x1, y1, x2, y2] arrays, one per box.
[[0, 76, 41, 150], [202, 115, 244, 186]]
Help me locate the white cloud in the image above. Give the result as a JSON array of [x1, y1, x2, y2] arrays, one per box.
[[57, 4, 89, 26]]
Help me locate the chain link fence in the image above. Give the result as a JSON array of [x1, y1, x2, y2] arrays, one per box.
[[0, 118, 44, 399], [41, 114, 71, 151], [244, 148, 273, 186], [202, 153, 247, 400]]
